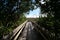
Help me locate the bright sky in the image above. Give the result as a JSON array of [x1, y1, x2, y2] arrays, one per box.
[[26, 7, 41, 18], [25, 0, 46, 18]]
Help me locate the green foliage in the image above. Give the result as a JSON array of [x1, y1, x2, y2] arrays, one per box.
[[0, 0, 60, 40], [0, 14, 26, 38], [37, 15, 55, 40], [0, 0, 31, 27], [0, 0, 28, 38], [37, 0, 60, 40]]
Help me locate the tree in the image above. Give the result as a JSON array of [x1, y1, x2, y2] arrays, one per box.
[[37, 0, 60, 40], [0, 0, 33, 38]]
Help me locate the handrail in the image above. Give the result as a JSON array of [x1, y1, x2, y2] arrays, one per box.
[[10, 20, 28, 40], [31, 21, 48, 40]]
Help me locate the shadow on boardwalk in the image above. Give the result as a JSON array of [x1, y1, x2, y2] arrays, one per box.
[[26, 28, 45, 40]]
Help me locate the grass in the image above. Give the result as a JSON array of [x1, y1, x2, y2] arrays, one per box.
[[0, 17, 26, 38]]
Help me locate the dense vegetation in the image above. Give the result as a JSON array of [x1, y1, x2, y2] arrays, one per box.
[[0, 0, 60, 40], [37, 0, 60, 40], [0, 14, 26, 38], [0, 0, 31, 38]]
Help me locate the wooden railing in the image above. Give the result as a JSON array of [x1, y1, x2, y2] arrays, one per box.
[[10, 20, 28, 40], [31, 21, 48, 40]]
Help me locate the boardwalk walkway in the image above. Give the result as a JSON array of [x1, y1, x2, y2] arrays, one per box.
[[18, 22, 44, 40]]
